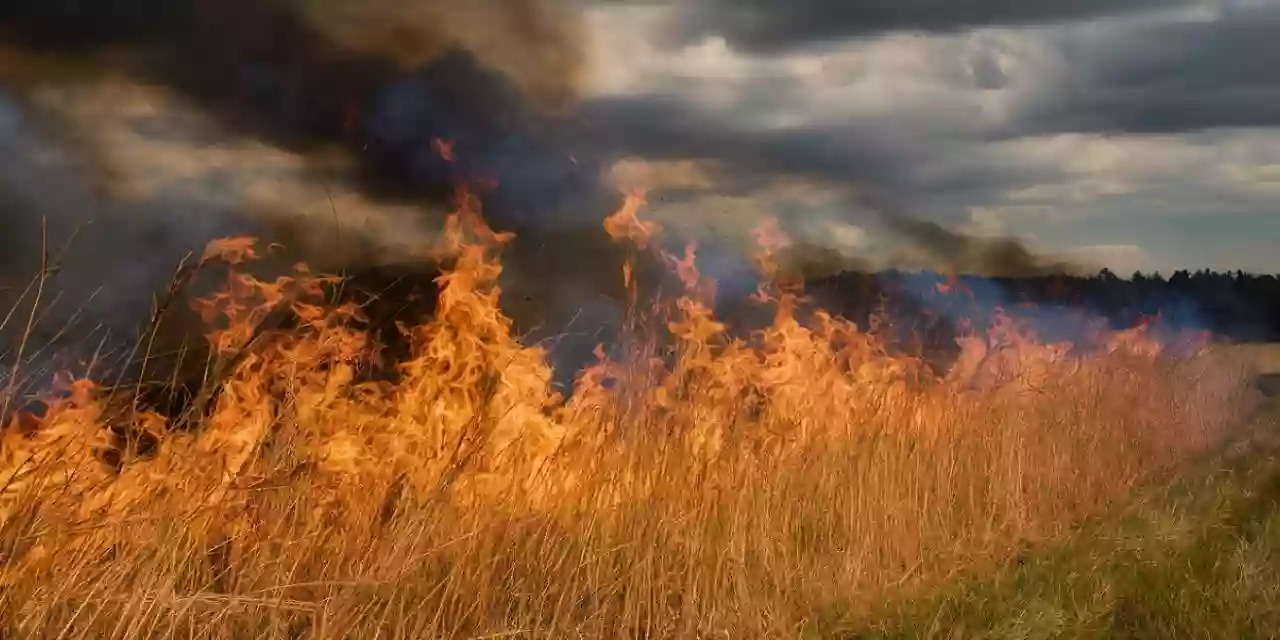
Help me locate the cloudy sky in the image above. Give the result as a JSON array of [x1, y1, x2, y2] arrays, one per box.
[[1, 0, 1278, 283], [577, 0, 1280, 275]]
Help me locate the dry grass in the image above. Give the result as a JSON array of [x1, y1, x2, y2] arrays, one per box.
[[0, 189, 1258, 639], [856, 399, 1280, 638], [1216, 342, 1280, 376]]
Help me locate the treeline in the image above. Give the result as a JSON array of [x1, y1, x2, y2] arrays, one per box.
[[794, 268, 1280, 365]]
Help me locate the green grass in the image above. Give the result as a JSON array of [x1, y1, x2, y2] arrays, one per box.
[[825, 396, 1280, 639]]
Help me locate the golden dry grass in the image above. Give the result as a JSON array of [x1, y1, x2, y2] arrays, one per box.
[[1216, 342, 1280, 376], [0, 188, 1259, 638]]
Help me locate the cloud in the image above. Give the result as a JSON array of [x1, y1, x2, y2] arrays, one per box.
[[1010, 2, 1280, 134], [578, 104, 1081, 276], [640, 0, 1204, 53], [575, 1, 1280, 276], [573, 22, 1105, 276], [580, 11, 1059, 210]]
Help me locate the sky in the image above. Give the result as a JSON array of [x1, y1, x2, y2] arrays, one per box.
[[0, 0, 1278, 285], [577, 0, 1280, 275]]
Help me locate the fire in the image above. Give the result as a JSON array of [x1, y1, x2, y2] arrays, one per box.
[[431, 137, 456, 162], [750, 215, 791, 283], [201, 236, 261, 265], [602, 188, 660, 250], [0, 180, 1257, 634]]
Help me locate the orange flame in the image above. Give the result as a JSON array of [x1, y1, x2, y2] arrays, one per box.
[[432, 138, 456, 162], [603, 189, 661, 250]]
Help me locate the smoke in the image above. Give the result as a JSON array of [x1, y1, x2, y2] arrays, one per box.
[[0, 0, 1080, 278], [0, 0, 615, 387], [0, 0, 591, 219], [290, 0, 585, 110], [877, 215, 1084, 279], [580, 96, 1086, 281], [0, 0, 1087, 399]]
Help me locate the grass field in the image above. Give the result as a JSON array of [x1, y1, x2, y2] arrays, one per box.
[[1218, 342, 1280, 398], [1214, 342, 1280, 376], [846, 396, 1280, 638], [0, 191, 1268, 638]]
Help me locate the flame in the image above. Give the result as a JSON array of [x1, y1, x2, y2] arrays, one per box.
[[201, 236, 262, 265], [0, 181, 1256, 631], [602, 189, 660, 250], [432, 138, 456, 162]]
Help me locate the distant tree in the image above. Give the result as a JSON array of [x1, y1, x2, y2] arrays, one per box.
[[804, 260, 1280, 348]]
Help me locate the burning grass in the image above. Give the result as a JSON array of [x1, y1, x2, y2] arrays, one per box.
[[0, 187, 1258, 638]]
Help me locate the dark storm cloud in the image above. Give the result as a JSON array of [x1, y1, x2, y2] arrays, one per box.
[[1012, 2, 1280, 134], [645, 0, 1200, 53]]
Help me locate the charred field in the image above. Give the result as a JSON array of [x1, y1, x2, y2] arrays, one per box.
[[0, 185, 1271, 639]]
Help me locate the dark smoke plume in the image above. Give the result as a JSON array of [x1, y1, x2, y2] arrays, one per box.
[[856, 187, 1085, 278], [0, 0, 592, 222], [0, 0, 633, 391]]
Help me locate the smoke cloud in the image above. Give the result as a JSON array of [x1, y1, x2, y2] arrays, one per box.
[[0, 0, 1082, 397], [0, 0, 593, 223], [856, 187, 1084, 278], [0, 0, 617, 384]]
